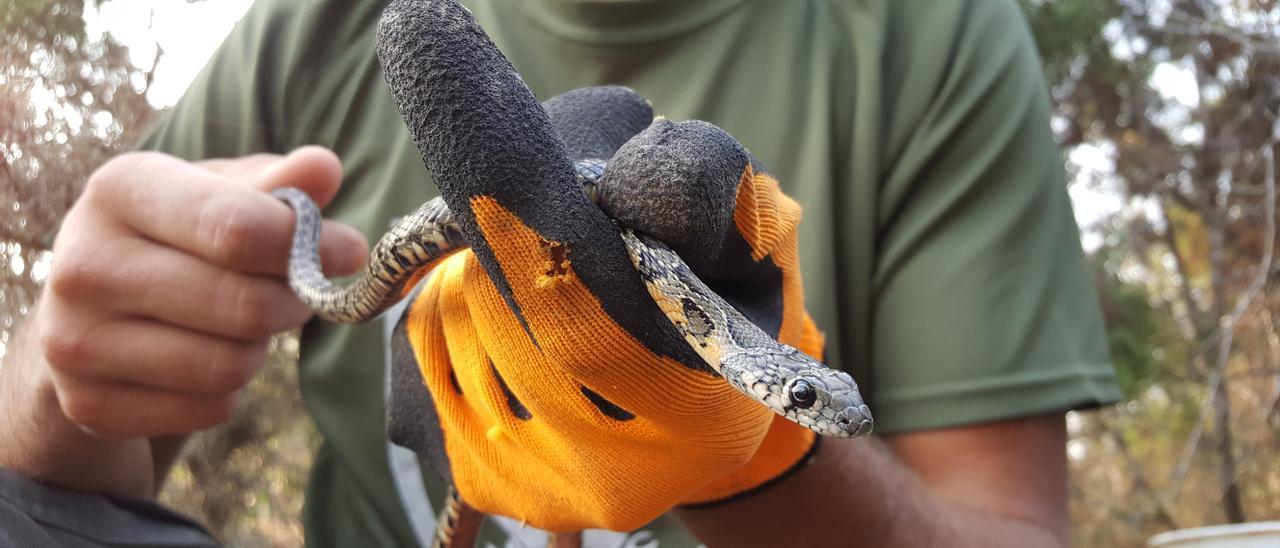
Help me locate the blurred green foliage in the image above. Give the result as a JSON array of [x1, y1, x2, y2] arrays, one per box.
[[1018, 0, 1280, 543], [1096, 259, 1166, 398]]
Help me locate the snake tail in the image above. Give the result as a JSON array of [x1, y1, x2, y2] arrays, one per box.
[[272, 188, 467, 323], [432, 486, 485, 548], [549, 531, 584, 548]]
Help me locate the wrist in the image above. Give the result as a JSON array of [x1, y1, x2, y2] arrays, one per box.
[[0, 307, 58, 474], [676, 436, 903, 546], [0, 303, 155, 498], [681, 415, 818, 507]]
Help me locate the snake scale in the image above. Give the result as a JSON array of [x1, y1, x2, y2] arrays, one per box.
[[272, 159, 872, 546]]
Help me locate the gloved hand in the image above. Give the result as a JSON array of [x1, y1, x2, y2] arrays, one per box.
[[377, 0, 868, 532]]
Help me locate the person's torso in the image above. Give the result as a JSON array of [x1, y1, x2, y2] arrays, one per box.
[[279, 1, 920, 545]]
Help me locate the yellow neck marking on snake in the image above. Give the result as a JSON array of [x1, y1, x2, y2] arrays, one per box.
[[645, 284, 725, 371]]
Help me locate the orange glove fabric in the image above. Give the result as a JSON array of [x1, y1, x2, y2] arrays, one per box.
[[399, 139, 824, 530], [406, 201, 769, 531], [679, 163, 824, 506], [376, 2, 853, 528]]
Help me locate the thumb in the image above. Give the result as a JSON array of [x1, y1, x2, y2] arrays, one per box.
[[249, 146, 346, 209], [199, 146, 347, 210]]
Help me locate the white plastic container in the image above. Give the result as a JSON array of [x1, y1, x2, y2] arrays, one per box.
[[1148, 522, 1280, 547]]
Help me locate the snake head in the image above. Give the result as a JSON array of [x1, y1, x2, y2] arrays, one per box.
[[726, 346, 873, 438], [782, 367, 874, 438]]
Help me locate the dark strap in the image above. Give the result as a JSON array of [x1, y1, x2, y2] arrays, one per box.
[[0, 468, 219, 547]]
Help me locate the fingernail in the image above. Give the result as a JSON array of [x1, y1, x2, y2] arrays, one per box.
[[75, 423, 103, 437]]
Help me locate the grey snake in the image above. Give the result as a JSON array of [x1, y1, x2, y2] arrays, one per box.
[[271, 159, 872, 546]]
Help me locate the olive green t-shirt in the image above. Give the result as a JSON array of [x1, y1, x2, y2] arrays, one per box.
[[140, 0, 1121, 545]]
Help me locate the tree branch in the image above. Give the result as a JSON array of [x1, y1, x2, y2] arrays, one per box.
[[1098, 416, 1182, 530], [1160, 202, 1209, 343]]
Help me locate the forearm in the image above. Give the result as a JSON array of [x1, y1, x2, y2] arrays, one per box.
[[0, 307, 158, 498], [678, 434, 1067, 547], [150, 434, 191, 491]]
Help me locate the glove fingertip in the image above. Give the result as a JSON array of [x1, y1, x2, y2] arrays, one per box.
[[376, 0, 586, 233], [545, 86, 654, 162], [599, 119, 747, 268]]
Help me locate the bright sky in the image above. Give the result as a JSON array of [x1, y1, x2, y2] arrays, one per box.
[[84, 0, 256, 108]]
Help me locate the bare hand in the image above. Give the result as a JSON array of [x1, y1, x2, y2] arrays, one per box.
[[0, 147, 366, 496]]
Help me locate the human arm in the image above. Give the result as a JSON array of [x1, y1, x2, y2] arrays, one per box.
[[0, 148, 366, 498], [371, 3, 872, 533], [680, 413, 1067, 547], [683, 1, 1119, 543], [360, 0, 1112, 541]]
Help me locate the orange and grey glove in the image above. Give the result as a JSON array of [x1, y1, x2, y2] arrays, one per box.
[[376, 0, 869, 532]]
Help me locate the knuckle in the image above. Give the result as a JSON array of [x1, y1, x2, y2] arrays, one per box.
[[40, 326, 89, 373], [220, 275, 274, 336], [46, 249, 102, 301], [58, 388, 109, 430], [235, 286, 272, 336], [84, 155, 127, 195], [85, 152, 154, 198], [198, 198, 257, 265]]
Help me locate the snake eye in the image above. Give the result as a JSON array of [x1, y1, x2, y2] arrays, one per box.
[[789, 380, 816, 409]]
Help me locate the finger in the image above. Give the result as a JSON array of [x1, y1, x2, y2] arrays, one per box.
[[87, 152, 366, 276], [246, 147, 369, 276], [53, 377, 240, 439], [378, 0, 590, 233], [598, 119, 746, 265], [378, 0, 675, 356], [196, 153, 283, 179], [196, 147, 345, 209], [316, 219, 370, 276], [602, 121, 803, 340], [543, 86, 653, 162], [48, 315, 267, 396], [245, 146, 346, 207], [52, 234, 313, 339]]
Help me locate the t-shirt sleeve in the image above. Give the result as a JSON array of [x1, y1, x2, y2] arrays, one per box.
[[868, 0, 1122, 433], [137, 2, 292, 158]]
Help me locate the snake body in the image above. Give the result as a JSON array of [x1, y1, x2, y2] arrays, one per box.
[[273, 159, 871, 544], [273, 188, 467, 323]]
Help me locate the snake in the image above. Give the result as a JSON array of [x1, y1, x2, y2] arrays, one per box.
[[271, 159, 872, 545]]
